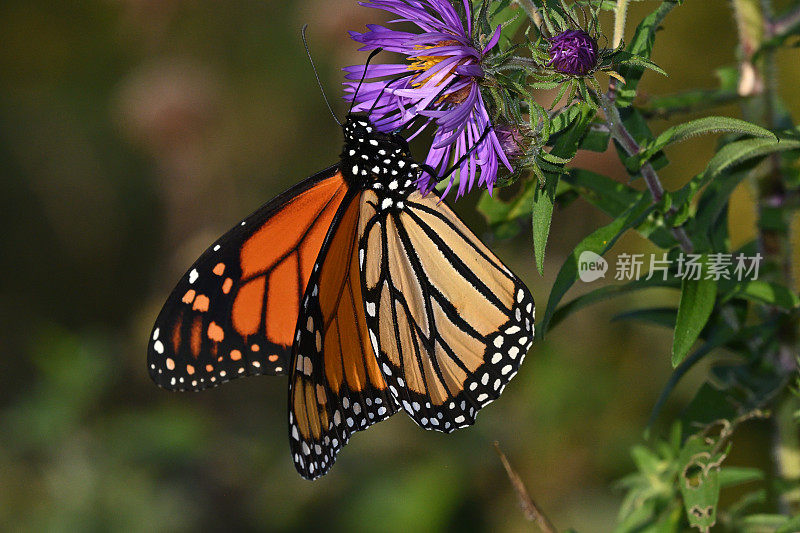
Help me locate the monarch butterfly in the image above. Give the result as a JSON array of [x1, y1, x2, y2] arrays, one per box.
[[147, 110, 535, 480]]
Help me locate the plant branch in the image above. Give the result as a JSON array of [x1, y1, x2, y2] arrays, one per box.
[[493, 442, 559, 533], [731, 0, 765, 96], [598, 92, 694, 253], [731, 0, 800, 516], [774, 394, 800, 515]]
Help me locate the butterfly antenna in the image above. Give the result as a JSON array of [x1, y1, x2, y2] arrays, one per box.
[[348, 47, 384, 115], [302, 24, 342, 127], [366, 71, 416, 120]]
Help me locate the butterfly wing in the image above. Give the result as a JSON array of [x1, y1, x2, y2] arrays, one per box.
[[288, 190, 399, 480], [148, 167, 349, 391], [358, 189, 535, 432]]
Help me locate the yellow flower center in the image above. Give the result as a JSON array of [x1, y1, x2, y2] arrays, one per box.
[[408, 40, 471, 103]]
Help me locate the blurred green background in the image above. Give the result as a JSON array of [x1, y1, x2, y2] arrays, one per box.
[[1, 1, 798, 531]]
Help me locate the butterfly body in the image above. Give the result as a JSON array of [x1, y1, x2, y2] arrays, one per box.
[[148, 113, 534, 480], [339, 116, 418, 197]]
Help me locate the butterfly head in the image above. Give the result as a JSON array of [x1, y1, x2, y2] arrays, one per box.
[[340, 113, 420, 196]]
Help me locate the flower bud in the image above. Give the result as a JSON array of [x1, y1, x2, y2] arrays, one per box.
[[548, 29, 598, 76]]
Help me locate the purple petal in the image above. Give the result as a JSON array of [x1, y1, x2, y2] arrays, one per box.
[[455, 64, 483, 77], [482, 25, 502, 55]]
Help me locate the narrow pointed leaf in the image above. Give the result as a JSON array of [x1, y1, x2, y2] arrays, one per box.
[[640, 116, 777, 164], [532, 103, 594, 274], [672, 263, 717, 367]]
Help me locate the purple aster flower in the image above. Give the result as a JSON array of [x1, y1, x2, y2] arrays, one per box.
[[343, 0, 512, 199], [548, 29, 599, 76]]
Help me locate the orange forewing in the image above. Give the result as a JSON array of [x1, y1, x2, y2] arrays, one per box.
[[148, 169, 349, 391]]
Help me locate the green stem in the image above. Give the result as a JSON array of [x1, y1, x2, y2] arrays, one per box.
[[613, 0, 631, 48], [502, 56, 546, 73]]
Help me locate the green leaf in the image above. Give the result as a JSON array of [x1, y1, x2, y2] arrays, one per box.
[[672, 263, 717, 367], [671, 135, 800, 214], [705, 136, 800, 177], [532, 179, 556, 276], [539, 193, 656, 337], [725, 280, 800, 310], [612, 307, 677, 328], [610, 50, 668, 76], [717, 467, 764, 488], [615, 1, 681, 107], [579, 123, 611, 152], [476, 189, 512, 225], [549, 103, 583, 134], [640, 117, 777, 165], [528, 80, 562, 90], [776, 514, 800, 533], [476, 191, 522, 239], [630, 444, 666, 475], [532, 103, 595, 274], [564, 169, 639, 213], [743, 514, 799, 531], [678, 435, 725, 532]]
